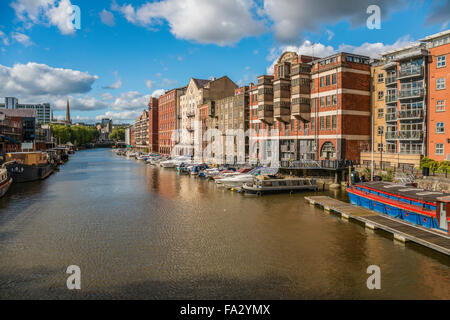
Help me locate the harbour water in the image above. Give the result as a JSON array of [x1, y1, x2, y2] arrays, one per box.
[[0, 149, 449, 299]]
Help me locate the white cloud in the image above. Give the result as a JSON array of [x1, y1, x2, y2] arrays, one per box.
[[103, 79, 122, 90], [0, 62, 98, 97], [263, 0, 407, 43], [266, 36, 415, 74], [151, 89, 165, 98], [95, 110, 142, 122], [110, 91, 151, 110], [0, 31, 10, 46], [11, 0, 77, 35], [112, 0, 265, 45], [326, 29, 334, 41], [101, 92, 115, 101], [11, 32, 34, 46], [100, 9, 116, 27], [145, 79, 154, 90], [53, 96, 109, 111]]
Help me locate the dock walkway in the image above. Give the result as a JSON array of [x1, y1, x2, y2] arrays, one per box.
[[305, 196, 450, 256]]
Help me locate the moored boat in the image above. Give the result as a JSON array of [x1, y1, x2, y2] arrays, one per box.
[[347, 181, 450, 233], [5, 152, 54, 183], [0, 167, 12, 198], [243, 177, 317, 195]]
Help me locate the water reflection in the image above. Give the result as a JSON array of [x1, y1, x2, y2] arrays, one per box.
[[0, 149, 449, 299]]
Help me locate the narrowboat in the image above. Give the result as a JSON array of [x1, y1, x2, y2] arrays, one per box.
[[243, 177, 318, 195], [347, 181, 450, 233], [0, 167, 13, 198], [5, 152, 54, 183]]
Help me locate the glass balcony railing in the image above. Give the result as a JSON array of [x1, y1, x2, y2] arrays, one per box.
[[385, 95, 397, 103], [385, 132, 398, 140], [385, 76, 397, 85], [398, 109, 423, 120], [399, 88, 425, 99], [398, 66, 423, 79], [398, 131, 423, 140], [385, 113, 397, 121]]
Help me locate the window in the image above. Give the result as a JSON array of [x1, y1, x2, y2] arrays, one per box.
[[436, 100, 445, 112], [332, 95, 337, 105], [377, 143, 384, 152], [332, 115, 337, 129], [326, 96, 331, 106], [377, 108, 384, 118], [320, 97, 325, 107], [320, 77, 324, 88], [320, 117, 324, 130], [378, 73, 384, 83], [377, 126, 384, 136], [437, 55, 446, 68], [311, 80, 314, 90], [326, 75, 330, 86], [332, 73, 337, 85], [437, 78, 446, 90], [377, 91, 384, 100], [326, 116, 331, 129], [436, 122, 445, 133], [436, 143, 444, 155]]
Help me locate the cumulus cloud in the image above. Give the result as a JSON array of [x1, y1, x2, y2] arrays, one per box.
[[100, 9, 116, 27], [0, 31, 10, 46], [266, 36, 415, 74], [11, 32, 34, 46], [424, 0, 450, 29], [53, 96, 109, 111], [151, 89, 166, 98], [103, 79, 122, 90], [110, 91, 152, 110], [0, 62, 98, 97], [112, 0, 265, 45], [11, 0, 77, 35], [95, 110, 142, 122], [145, 79, 154, 90], [263, 0, 407, 43]]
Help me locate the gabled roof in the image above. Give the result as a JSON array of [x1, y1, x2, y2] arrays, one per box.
[[192, 78, 211, 89]]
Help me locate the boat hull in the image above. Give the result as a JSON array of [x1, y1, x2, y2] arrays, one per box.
[[243, 184, 317, 195], [347, 188, 440, 230], [6, 163, 54, 183], [0, 178, 12, 198]]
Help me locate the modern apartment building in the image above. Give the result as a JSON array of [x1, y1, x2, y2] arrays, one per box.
[[134, 109, 149, 151], [148, 97, 159, 153], [421, 30, 450, 161], [0, 97, 51, 124], [178, 76, 237, 157], [158, 87, 186, 155], [0, 108, 36, 153], [251, 51, 371, 165]]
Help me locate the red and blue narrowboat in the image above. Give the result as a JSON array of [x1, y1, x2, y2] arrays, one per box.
[[347, 181, 450, 234]]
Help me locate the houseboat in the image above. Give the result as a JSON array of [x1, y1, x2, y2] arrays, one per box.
[[0, 167, 13, 198], [243, 177, 318, 195], [347, 181, 450, 233], [5, 152, 54, 183]]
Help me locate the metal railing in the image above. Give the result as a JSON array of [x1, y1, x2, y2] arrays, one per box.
[[398, 66, 423, 78], [398, 131, 423, 140], [385, 132, 398, 140], [399, 88, 425, 99], [385, 113, 397, 121], [280, 159, 353, 169], [385, 95, 397, 103], [398, 109, 423, 120]]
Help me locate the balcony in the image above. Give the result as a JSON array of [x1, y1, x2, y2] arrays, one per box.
[[398, 66, 424, 79], [398, 109, 423, 120], [399, 88, 425, 99], [398, 131, 423, 140], [385, 132, 398, 140], [274, 100, 291, 123], [257, 75, 274, 86], [292, 102, 311, 121], [385, 95, 397, 104], [385, 76, 397, 86], [187, 111, 195, 118], [273, 80, 291, 100], [258, 104, 274, 124], [385, 113, 397, 122]]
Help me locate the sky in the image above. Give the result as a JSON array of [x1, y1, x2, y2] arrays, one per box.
[[0, 0, 449, 123]]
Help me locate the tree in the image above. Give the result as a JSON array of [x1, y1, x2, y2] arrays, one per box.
[[50, 124, 99, 146], [110, 127, 125, 141]]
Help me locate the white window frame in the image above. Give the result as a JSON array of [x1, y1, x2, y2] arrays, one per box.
[[437, 55, 446, 68], [435, 143, 444, 155], [436, 100, 446, 112], [437, 78, 446, 90], [436, 122, 445, 133]]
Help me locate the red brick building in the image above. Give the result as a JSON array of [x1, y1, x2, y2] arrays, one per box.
[[157, 87, 186, 155], [421, 30, 450, 161], [250, 51, 371, 164], [148, 97, 159, 153]]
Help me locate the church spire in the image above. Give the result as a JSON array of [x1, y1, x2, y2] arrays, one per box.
[[66, 99, 71, 124]]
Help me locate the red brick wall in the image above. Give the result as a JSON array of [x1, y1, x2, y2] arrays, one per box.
[[148, 97, 159, 153]]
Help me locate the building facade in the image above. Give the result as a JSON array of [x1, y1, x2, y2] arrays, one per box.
[[0, 109, 36, 153], [0, 97, 51, 124], [421, 30, 450, 161], [251, 51, 371, 165], [148, 97, 159, 153], [158, 87, 185, 155], [134, 110, 149, 151]]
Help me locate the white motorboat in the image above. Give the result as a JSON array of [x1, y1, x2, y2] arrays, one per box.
[[220, 167, 278, 188], [160, 156, 192, 168]]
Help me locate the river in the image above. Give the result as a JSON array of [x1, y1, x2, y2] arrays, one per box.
[[0, 149, 449, 299]]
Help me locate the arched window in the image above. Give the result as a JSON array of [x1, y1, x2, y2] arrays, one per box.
[[321, 142, 336, 159]]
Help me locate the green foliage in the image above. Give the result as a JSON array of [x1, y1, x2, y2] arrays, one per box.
[[110, 127, 125, 141], [363, 166, 371, 178], [380, 168, 394, 182], [421, 157, 449, 173], [50, 124, 99, 146]]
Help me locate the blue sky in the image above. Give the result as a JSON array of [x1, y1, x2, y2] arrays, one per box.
[[0, 0, 448, 123]]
